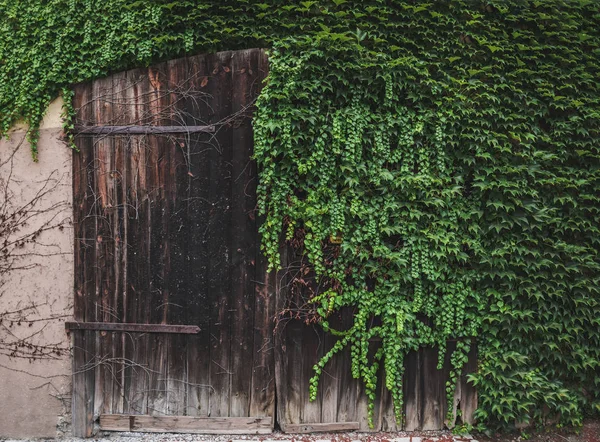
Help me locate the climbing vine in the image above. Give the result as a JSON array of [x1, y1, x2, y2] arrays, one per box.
[[2, 0, 600, 433], [253, 7, 600, 432], [255, 40, 484, 428]]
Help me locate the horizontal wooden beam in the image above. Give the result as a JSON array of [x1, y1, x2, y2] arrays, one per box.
[[282, 422, 360, 433], [100, 415, 273, 434], [65, 321, 200, 334], [73, 125, 215, 135]]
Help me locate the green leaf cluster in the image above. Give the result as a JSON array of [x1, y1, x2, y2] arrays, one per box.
[[253, 4, 600, 432]]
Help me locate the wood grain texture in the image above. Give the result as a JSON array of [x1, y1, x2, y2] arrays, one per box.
[[164, 55, 190, 417], [92, 72, 114, 420], [65, 322, 200, 334], [73, 125, 214, 134], [206, 50, 234, 418], [72, 81, 96, 438], [100, 415, 272, 434], [184, 51, 212, 418], [110, 70, 128, 414], [125, 66, 155, 416], [229, 48, 258, 418], [403, 349, 421, 431], [283, 422, 360, 433]]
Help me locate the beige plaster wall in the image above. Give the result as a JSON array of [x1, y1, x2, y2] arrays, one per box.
[[0, 97, 73, 438]]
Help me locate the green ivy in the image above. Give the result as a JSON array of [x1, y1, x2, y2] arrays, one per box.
[[2, 0, 599, 433]]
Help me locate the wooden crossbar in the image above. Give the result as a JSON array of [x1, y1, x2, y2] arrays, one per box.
[[65, 321, 200, 334], [73, 125, 215, 135]]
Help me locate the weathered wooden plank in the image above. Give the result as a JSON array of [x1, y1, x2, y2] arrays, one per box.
[[229, 48, 258, 418], [335, 345, 359, 424], [275, 249, 321, 429], [111, 71, 128, 414], [320, 314, 342, 424], [278, 308, 303, 427], [459, 344, 477, 426], [300, 324, 323, 424], [144, 61, 171, 416], [283, 422, 360, 433], [249, 49, 275, 420], [164, 55, 191, 416], [335, 308, 368, 430], [72, 80, 96, 437], [65, 322, 200, 334], [207, 50, 234, 417], [72, 79, 92, 326], [73, 124, 214, 135], [71, 328, 94, 435], [420, 346, 447, 430], [184, 52, 213, 418], [124, 67, 155, 415], [92, 73, 115, 419], [403, 349, 421, 431], [99, 414, 132, 431], [100, 415, 272, 434], [376, 366, 399, 431], [273, 248, 293, 429]]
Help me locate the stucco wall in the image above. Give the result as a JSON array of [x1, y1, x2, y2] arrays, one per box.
[[0, 97, 73, 438]]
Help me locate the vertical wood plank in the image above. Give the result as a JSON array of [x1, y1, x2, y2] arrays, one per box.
[[274, 248, 293, 430], [109, 71, 128, 414], [320, 315, 342, 424], [72, 81, 96, 437], [459, 344, 477, 426], [207, 51, 234, 417], [229, 48, 258, 418], [165, 56, 191, 415], [249, 49, 275, 420], [184, 53, 212, 418], [420, 346, 448, 430], [124, 67, 155, 415], [403, 349, 421, 430], [376, 366, 399, 431], [92, 74, 114, 419], [275, 251, 322, 430], [300, 324, 323, 424], [146, 61, 172, 416], [276, 250, 324, 430], [335, 307, 368, 430]]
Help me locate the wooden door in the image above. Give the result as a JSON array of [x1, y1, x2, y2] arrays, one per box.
[[70, 49, 274, 437]]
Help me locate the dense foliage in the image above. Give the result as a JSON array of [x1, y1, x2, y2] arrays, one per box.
[[2, 0, 599, 432]]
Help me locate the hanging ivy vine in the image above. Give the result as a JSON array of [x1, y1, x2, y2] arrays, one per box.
[[255, 41, 484, 427], [2, 0, 600, 433]]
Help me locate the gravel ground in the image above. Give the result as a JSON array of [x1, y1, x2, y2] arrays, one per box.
[[1, 432, 475, 442], [1, 420, 598, 442]]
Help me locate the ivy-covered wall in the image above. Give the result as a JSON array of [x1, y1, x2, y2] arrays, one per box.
[[1, 0, 599, 433]]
